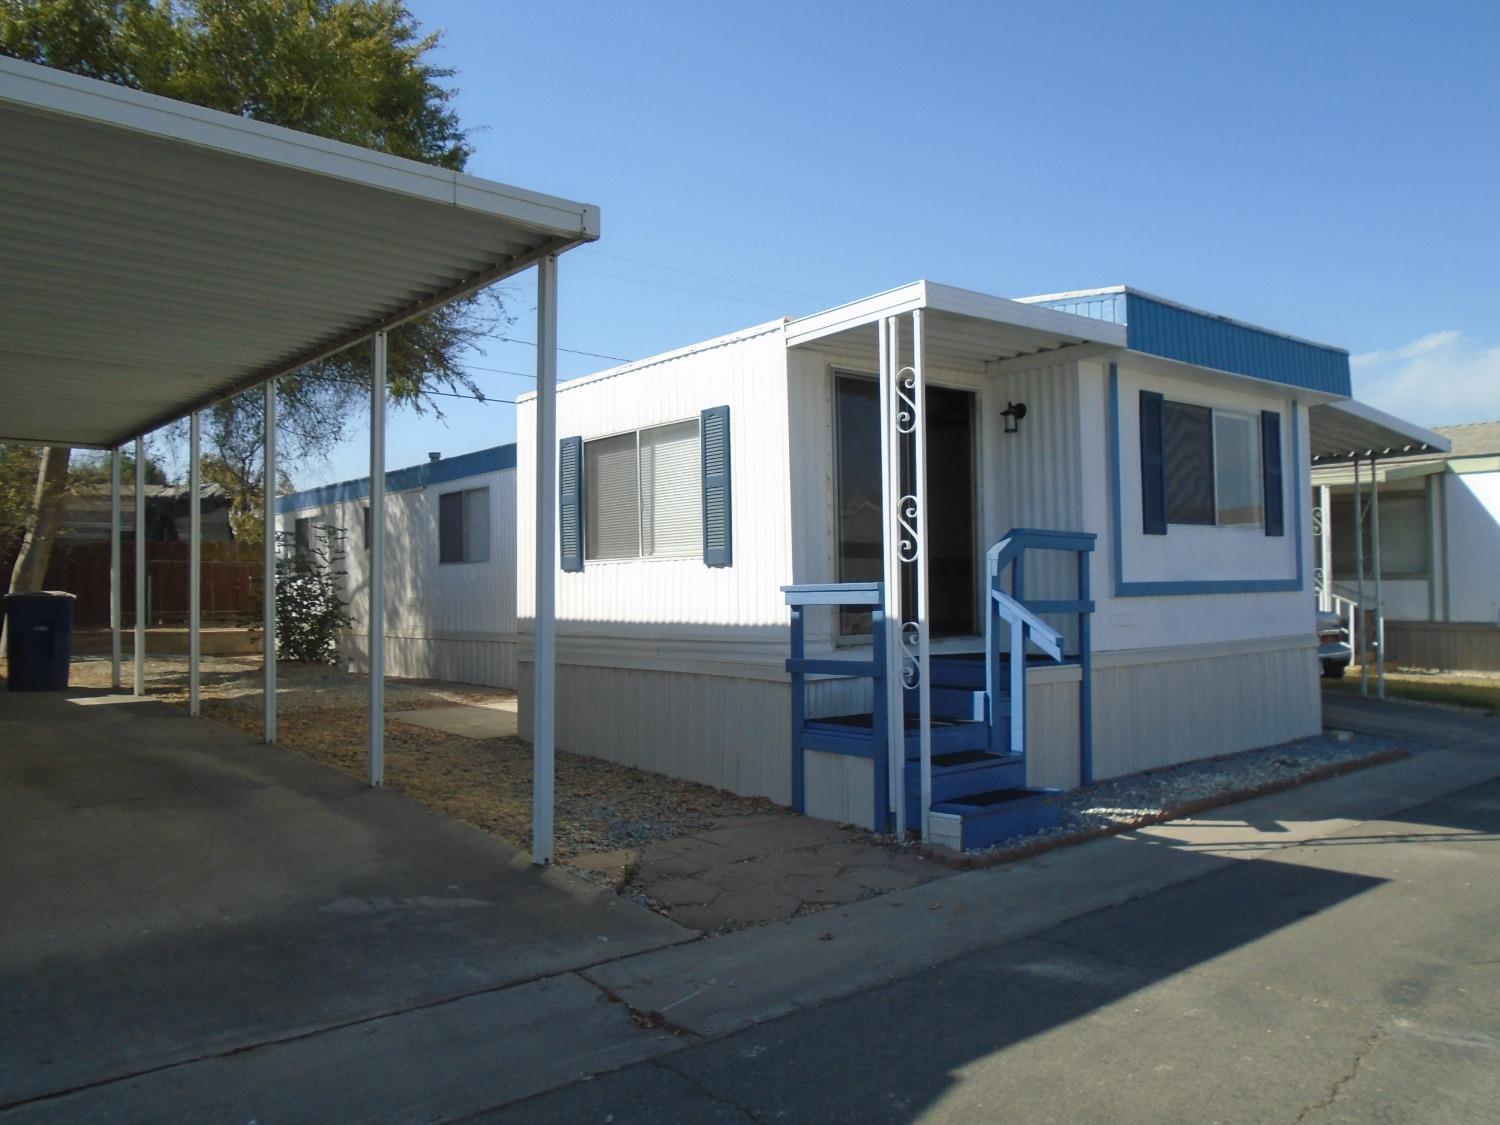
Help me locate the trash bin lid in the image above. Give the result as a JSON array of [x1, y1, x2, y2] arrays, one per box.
[[4, 590, 77, 602]]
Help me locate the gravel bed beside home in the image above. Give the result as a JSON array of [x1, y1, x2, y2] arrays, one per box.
[[963, 729, 1419, 859]]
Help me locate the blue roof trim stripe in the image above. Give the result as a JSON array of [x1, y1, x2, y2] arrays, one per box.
[[276, 443, 516, 513], [1123, 293, 1351, 396]]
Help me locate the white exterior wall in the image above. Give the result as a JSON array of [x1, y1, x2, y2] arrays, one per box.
[[278, 465, 518, 687], [1447, 470, 1500, 624], [515, 323, 797, 800]]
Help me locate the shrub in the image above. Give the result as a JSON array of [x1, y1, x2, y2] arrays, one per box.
[[250, 523, 352, 664]]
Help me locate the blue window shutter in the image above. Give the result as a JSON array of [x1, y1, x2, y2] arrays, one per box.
[[559, 435, 583, 572], [1139, 391, 1167, 535], [1261, 410, 1285, 537], [701, 405, 732, 567]]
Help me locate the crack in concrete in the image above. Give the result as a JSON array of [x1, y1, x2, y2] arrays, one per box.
[[0, 939, 699, 1115], [649, 1056, 762, 1121], [575, 968, 705, 1043], [1294, 1027, 1383, 1123]]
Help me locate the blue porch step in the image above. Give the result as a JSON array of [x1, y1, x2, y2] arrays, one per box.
[[902, 749, 1025, 827], [802, 712, 988, 758], [927, 786, 1064, 851]]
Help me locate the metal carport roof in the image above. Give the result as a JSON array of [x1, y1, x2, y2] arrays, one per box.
[[0, 54, 599, 448], [1307, 399, 1451, 463]]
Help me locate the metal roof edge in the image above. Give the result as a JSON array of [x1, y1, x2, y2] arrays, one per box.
[[516, 319, 789, 404], [0, 55, 599, 240], [1017, 284, 1348, 356], [276, 442, 516, 513]]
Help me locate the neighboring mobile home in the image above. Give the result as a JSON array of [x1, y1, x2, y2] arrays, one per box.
[[276, 444, 518, 688], [510, 281, 1444, 837], [1311, 420, 1500, 671]]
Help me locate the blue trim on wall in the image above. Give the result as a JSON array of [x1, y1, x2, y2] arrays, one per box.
[[276, 444, 516, 514], [1124, 293, 1351, 397], [1107, 365, 1306, 597]]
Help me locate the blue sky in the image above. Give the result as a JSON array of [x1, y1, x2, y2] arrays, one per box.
[[298, 0, 1500, 487]]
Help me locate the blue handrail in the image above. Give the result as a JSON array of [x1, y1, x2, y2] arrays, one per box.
[[984, 529, 1097, 785]]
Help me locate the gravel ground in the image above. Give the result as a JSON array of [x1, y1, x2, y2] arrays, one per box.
[[968, 729, 1417, 857], [64, 656, 790, 863], [59, 657, 1417, 872]]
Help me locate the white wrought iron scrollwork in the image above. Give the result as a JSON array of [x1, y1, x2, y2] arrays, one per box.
[[895, 365, 918, 434], [897, 494, 920, 563], [900, 620, 921, 688]]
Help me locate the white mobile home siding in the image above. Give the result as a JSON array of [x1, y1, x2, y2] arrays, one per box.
[[516, 323, 797, 800], [278, 460, 518, 687]]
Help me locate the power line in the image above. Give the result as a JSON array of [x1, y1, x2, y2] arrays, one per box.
[[580, 248, 834, 303], [565, 264, 794, 311], [489, 335, 631, 363]]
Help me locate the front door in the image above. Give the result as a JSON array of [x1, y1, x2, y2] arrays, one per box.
[[834, 374, 977, 638]]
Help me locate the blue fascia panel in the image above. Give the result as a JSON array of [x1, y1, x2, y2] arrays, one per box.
[[1124, 292, 1351, 396], [276, 443, 516, 514]]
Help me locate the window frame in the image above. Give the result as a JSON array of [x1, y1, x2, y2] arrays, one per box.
[[1160, 397, 1266, 531], [582, 417, 703, 563], [437, 485, 491, 566]]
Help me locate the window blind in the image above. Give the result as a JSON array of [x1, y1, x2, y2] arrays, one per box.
[[640, 420, 701, 557], [585, 432, 640, 559]]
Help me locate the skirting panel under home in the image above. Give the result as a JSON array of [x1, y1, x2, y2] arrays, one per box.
[[342, 631, 518, 690]]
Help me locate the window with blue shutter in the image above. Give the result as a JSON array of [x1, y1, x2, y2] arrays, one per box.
[[1261, 410, 1285, 537], [701, 405, 732, 567], [1139, 390, 1167, 535], [559, 435, 583, 572]]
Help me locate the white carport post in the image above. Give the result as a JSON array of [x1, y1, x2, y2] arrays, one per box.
[[1372, 461, 1385, 700], [109, 447, 121, 689], [189, 412, 202, 716], [369, 331, 387, 787], [263, 379, 277, 742], [532, 256, 559, 864], [878, 317, 906, 836], [133, 438, 145, 696], [1354, 457, 1368, 696]]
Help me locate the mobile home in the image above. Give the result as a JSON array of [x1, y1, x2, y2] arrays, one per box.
[[1312, 420, 1499, 671], [512, 281, 1443, 840], [276, 443, 519, 688]]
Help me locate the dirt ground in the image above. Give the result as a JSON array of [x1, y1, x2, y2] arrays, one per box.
[[64, 656, 798, 864]]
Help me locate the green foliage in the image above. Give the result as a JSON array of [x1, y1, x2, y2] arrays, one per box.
[[255, 522, 352, 664], [0, 444, 41, 563]]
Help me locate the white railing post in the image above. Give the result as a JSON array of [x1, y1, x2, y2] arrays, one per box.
[[911, 310, 932, 842], [877, 316, 905, 835], [1317, 483, 1332, 612]]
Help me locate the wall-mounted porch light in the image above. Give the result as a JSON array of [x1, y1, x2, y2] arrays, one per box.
[[1000, 401, 1028, 434]]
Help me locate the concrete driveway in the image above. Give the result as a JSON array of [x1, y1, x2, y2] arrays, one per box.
[[0, 688, 688, 1116]]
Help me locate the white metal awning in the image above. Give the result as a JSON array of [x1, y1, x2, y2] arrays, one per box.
[[785, 280, 1127, 366], [0, 55, 599, 448], [1308, 399, 1451, 464]]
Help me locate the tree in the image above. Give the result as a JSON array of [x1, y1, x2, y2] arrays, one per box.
[[0, 0, 499, 593]]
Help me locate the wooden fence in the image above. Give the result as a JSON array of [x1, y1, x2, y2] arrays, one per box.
[[43, 541, 262, 627]]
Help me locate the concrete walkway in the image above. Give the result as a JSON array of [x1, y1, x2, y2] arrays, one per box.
[[0, 688, 688, 1117], [4, 689, 1497, 1121]]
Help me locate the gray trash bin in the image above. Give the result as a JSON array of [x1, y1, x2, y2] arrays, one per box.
[[5, 591, 77, 691]]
